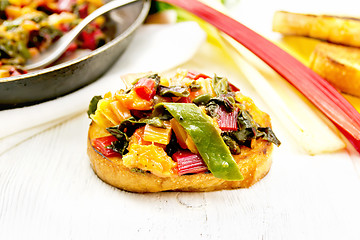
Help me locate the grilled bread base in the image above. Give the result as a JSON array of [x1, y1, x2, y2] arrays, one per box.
[[87, 97, 274, 193], [273, 11, 360, 48], [309, 42, 360, 98]]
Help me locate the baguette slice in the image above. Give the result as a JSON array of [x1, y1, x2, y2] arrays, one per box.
[[309, 42, 360, 98], [87, 91, 274, 193], [273, 11, 360, 47]]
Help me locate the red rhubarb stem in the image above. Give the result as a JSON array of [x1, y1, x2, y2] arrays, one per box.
[[158, 0, 360, 153]]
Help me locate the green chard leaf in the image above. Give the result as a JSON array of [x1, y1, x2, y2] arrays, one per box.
[[189, 81, 202, 92], [165, 130, 180, 157], [124, 116, 166, 128], [16, 41, 31, 59], [152, 104, 174, 120], [222, 108, 281, 152], [157, 85, 190, 98], [87, 95, 102, 117], [112, 116, 168, 141], [206, 95, 235, 117], [0, 0, 9, 11], [212, 74, 230, 96], [115, 117, 146, 138], [193, 93, 211, 105], [222, 135, 241, 155], [256, 127, 281, 146], [132, 73, 160, 86], [106, 126, 129, 156]]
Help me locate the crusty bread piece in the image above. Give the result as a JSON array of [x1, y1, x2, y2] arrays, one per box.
[[273, 11, 360, 48], [309, 42, 360, 98], [87, 94, 274, 193]]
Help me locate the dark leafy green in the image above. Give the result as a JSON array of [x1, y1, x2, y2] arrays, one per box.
[[157, 85, 190, 98], [222, 109, 281, 153], [111, 116, 167, 139], [114, 117, 146, 138], [0, 0, 9, 11], [38, 26, 63, 41], [106, 127, 129, 156], [0, 38, 30, 64], [212, 74, 230, 96], [122, 116, 168, 129], [256, 127, 281, 146], [17, 41, 30, 59], [152, 104, 174, 120], [104, 113, 176, 155], [87, 95, 102, 117], [206, 95, 234, 117], [222, 135, 241, 154], [132, 73, 160, 86], [237, 109, 257, 132], [189, 81, 202, 92], [130, 109, 152, 120], [143, 117, 163, 127], [165, 131, 180, 157], [193, 93, 211, 105]]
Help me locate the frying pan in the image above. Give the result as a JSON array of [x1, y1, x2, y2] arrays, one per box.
[[0, 0, 150, 109]]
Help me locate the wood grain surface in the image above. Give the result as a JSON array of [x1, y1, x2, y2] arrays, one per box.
[[2, 0, 360, 239], [1, 114, 360, 239]]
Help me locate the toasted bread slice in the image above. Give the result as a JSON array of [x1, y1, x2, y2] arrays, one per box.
[[87, 124, 273, 193], [309, 42, 360, 98], [273, 11, 360, 47], [87, 92, 274, 193]]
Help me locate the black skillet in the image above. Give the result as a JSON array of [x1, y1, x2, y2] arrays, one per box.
[[0, 0, 150, 109]]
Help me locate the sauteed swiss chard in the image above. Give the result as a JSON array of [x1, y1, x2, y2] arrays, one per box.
[[88, 70, 280, 180], [0, 0, 108, 77]]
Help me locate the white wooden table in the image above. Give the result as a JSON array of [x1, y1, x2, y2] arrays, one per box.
[[1, 0, 360, 239]]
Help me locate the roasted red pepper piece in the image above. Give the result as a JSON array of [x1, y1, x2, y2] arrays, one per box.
[[186, 70, 210, 80], [133, 78, 156, 101], [92, 136, 121, 157], [172, 150, 208, 175]]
